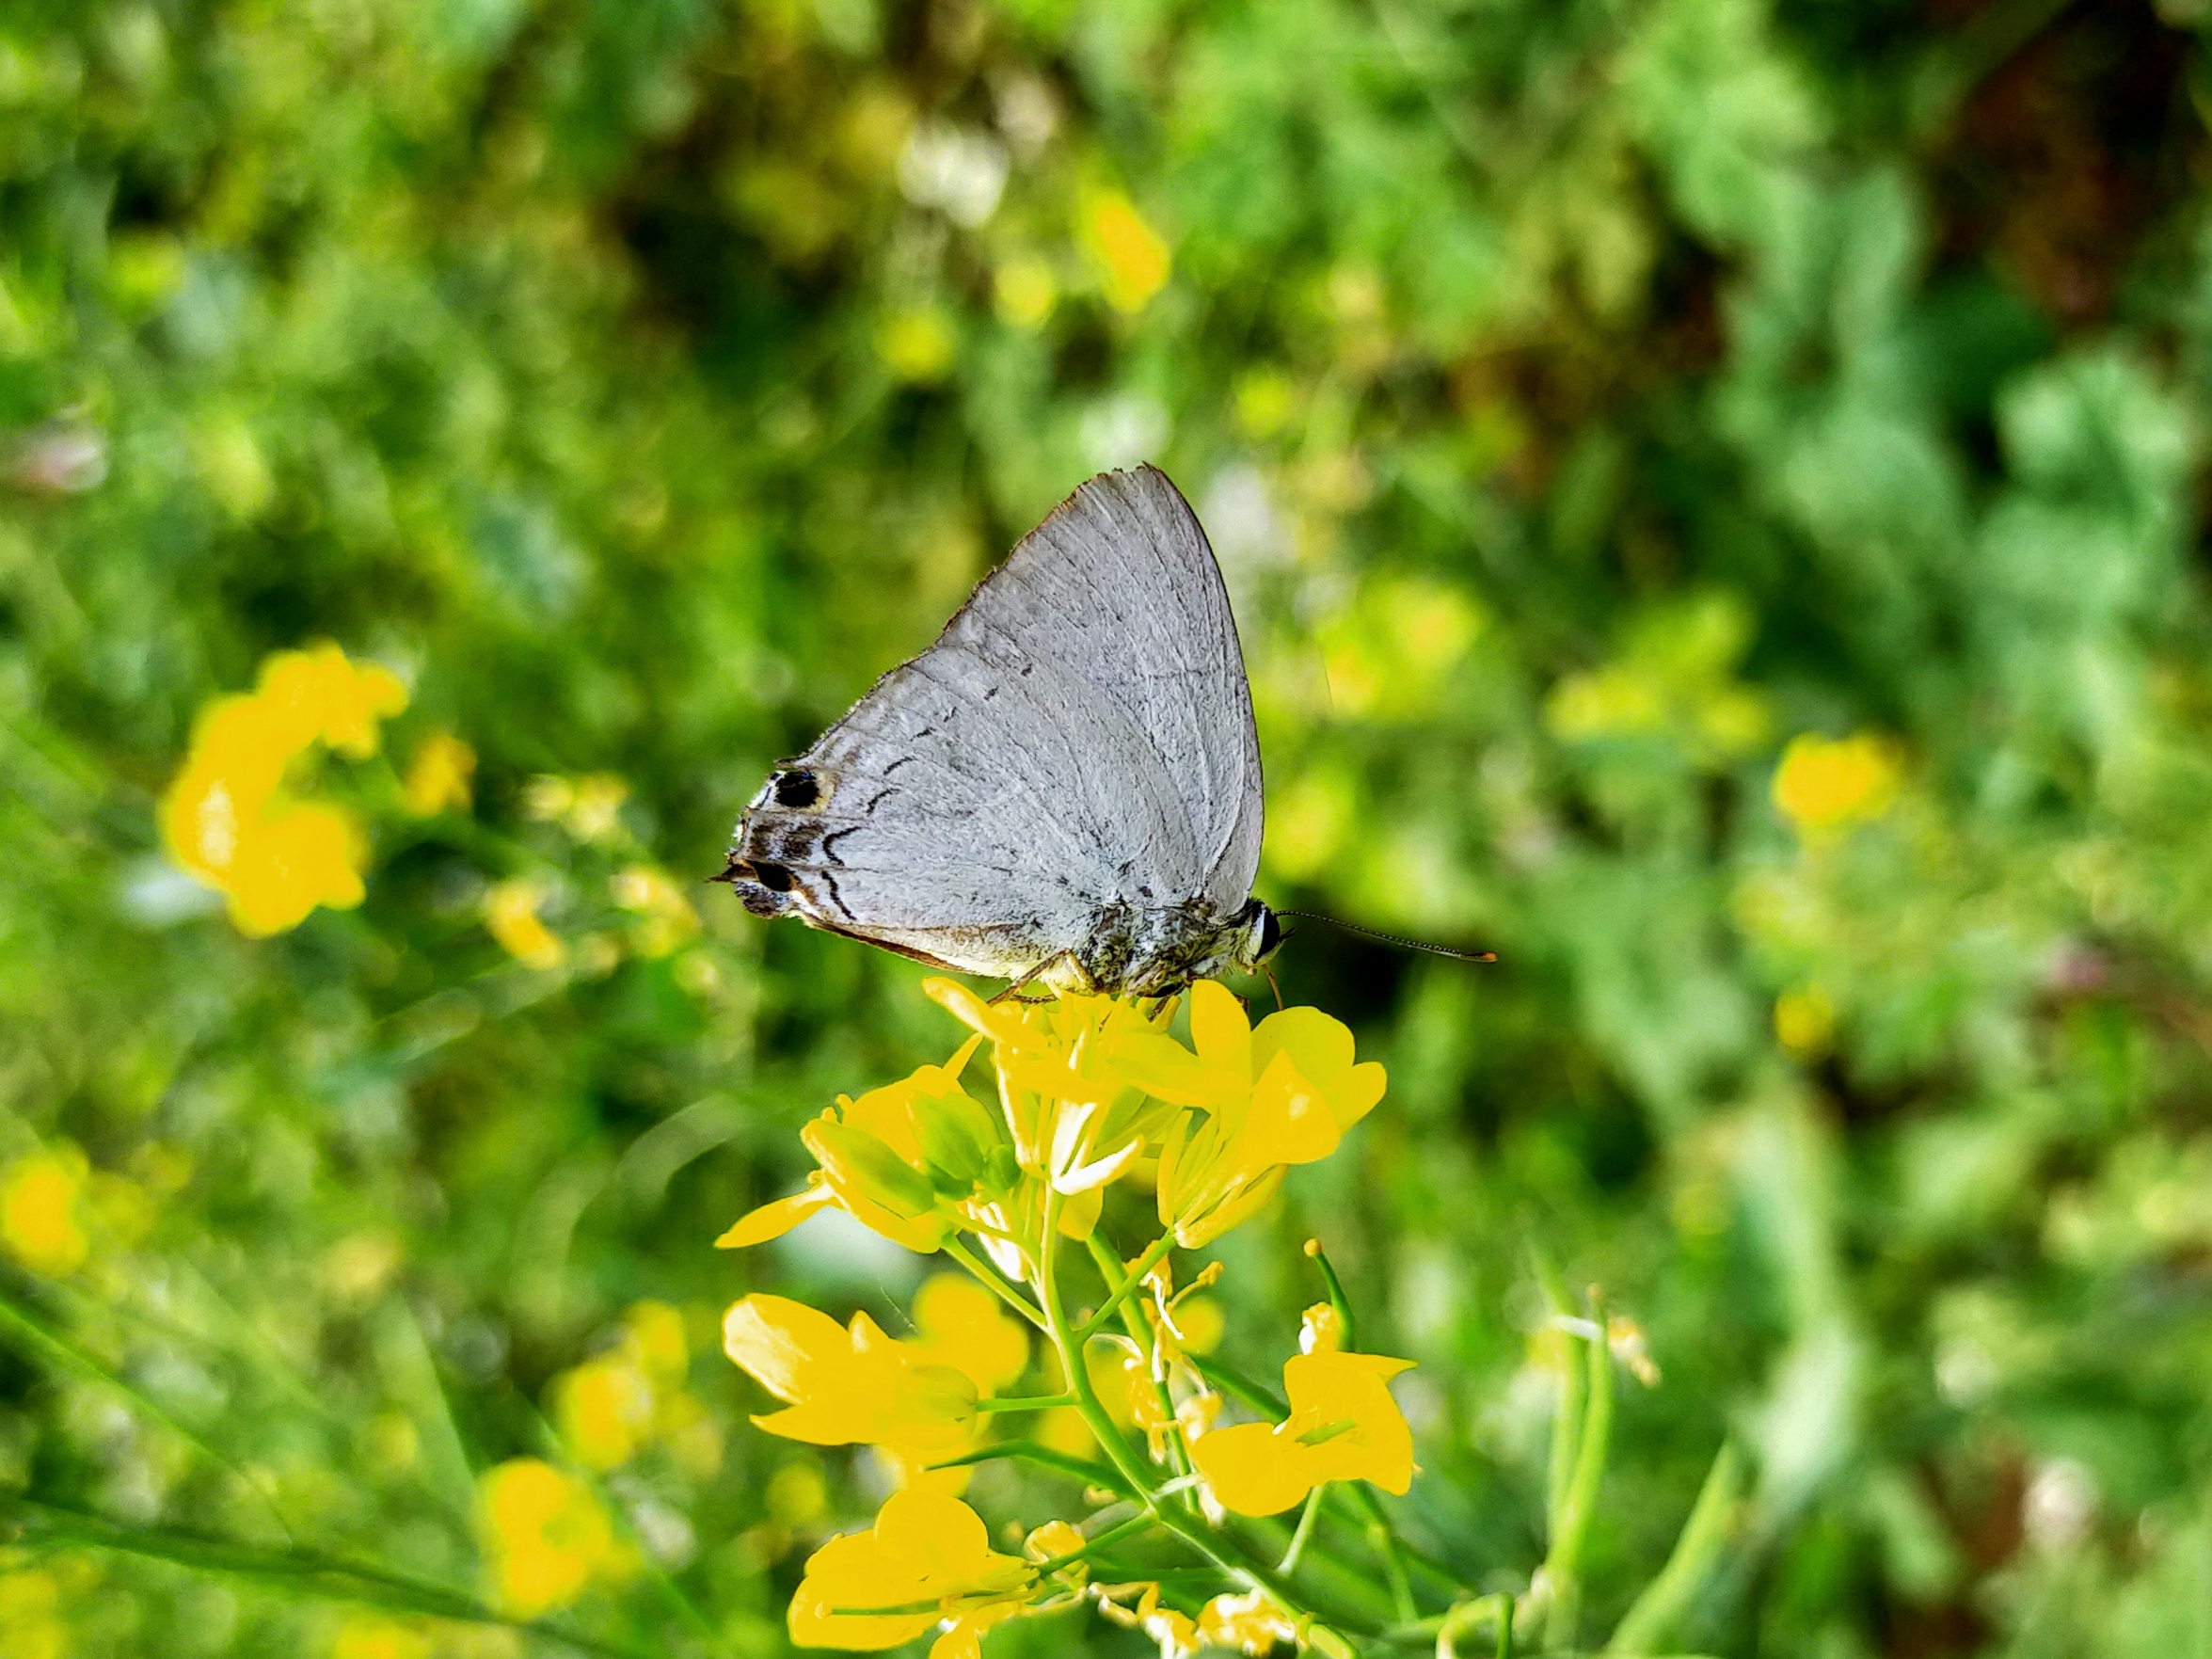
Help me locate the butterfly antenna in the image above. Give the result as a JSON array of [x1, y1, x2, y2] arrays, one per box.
[[1271, 912, 1498, 964]]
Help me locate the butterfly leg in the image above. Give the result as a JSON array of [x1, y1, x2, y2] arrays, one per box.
[[989, 950, 1090, 1005]]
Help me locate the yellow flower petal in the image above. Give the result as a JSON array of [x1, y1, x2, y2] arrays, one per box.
[[717, 1179, 837, 1248]]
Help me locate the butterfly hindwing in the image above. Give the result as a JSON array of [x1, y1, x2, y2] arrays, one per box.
[[730, 466, 1264, 983]]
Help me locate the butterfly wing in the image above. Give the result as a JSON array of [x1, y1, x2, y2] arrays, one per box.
[[729, 465, 1264, 979]]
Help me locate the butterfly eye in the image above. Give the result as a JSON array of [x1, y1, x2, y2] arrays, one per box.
[[772, 769, 821, 809]]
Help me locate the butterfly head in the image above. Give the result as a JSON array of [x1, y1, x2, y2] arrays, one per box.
[[1232, 899, 1285, 975]]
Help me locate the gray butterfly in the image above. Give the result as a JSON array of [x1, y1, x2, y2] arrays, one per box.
[[717, 465, 1281, 997]]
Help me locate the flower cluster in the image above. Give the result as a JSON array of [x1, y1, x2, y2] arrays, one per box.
[[719, 978, 1413, 1655], [160, 643, 406, 935]]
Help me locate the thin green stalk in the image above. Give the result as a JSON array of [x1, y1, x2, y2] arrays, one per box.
[[1533, 1253, 1583, 1547], [0, 1288, 294, 1544], [1540, 1293, 1614, 1652], [1347, 1484, 1419, 1621], [974, 1392, 1076, 1413], [1188, 1351, 1285, 1416], [942, 1236, 1048, 1331], [1085, 1232, 1197, 1496], [1304, 1238, 1358, 1352], [1075, 1231, 1177, 1342], [1279, 1486, 1326, 1575], [927, 1439, 1136, 1497], [1435, 1592, 1518, 1659], [1036, 1189, 1320, 1628], [1033, 1512, 1159, 1575], [1602, 1443, 1742, 1656], [0, 1492, 652, 1659]]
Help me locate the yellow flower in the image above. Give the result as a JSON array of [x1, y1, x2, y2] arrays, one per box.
[[925, 979, 1184, 1195], [723, 1294, 978, 1461], [1198, 1589, 1301, 1655], [253, 643, 406, 758], [0, 1564, 69, 1659], [994, 257, 1057, 330], [402, 731, 475, 816], [158, 645, 397, 937], [329, 1615, 432, 1659], [1155, 982, 1387, 1248], [1098, 1581, 1200, 1658], [550, 1301, 699, 1471], [1081, 188, 1170, 312], [1772, 732, 1900, 835], [877, 308, 959, 383], [788, 1489, 1036, 1657], [476, 1459, 629, 1619], [911, 1273, 1028, 1396], [718, 1038, 991, 1254], [1774, 983, 1836, 1056], [0, 1147, 89, 1276], [552, 1354, 655, 1472], [484, 879, 564, 970], [1192, 1348, 1417, 1517], [612, 863, 700, 958]]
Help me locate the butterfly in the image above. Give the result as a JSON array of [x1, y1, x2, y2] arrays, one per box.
[[716, 465, 1280, 997]]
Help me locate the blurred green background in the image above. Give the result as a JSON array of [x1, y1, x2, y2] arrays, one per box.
[[7, 0, 2212, 1653]]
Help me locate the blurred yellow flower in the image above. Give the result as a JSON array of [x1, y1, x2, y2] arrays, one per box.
[[788, 1489, 1036, 1656], [1772, 732, 1900, 836], [0, 1564, 69, 1659], [1155, 981, 1387, 1248], [1191, 1348, 1416, 1517], [1080, 188, 1170, 313], [484, 879, 564, 970], [767, 1461, 829, 1529], [477, 1459, 629, 1619], [1774, 983, 1836, 1057], [550, 1300, 698, 1471], [911, 1273, 1028, 1396], [723, 1294, 978, 1461], [329, 1614, 432, 1659], [877, 307, 958, 382], [612, 863, 700, 958], [256, 644, 407, 758], [159, 644, 400, 936], [0, 1147, 89, 1276], [994, 258, 1057, 330], [553, 1355, 654, 1473], [402, 731, 475, 816]]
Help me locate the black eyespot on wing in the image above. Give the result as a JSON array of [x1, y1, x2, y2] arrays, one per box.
[[752, 860, 794, 892], [772, 769, 820, 808]]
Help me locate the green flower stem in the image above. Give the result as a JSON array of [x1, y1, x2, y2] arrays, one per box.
[[1083, 1232, 1198, 1493], [0, 1288, 295, 1545], [1279, 1485, 1326, 1574], [943, 1235, 1048, 1331], [0, 1491, 656, 1659], [1434, 1592, 1518, 1659], [1346, 1484, 1419, 1621], [1074, 1230, 1178, 1342], [926, 1438, 1137, 1499], [1538, 1292, 1614, 1652], [973, 1392, 1077, 1413], [1036, 1188, 1320, 1629], [1601, 1442, 1742, 1657], [1032, 1511, 1160, 1575]]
